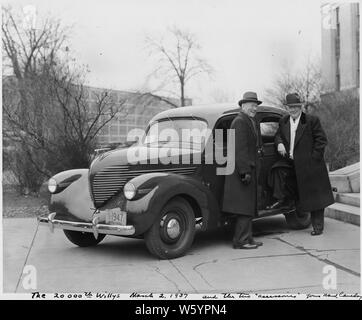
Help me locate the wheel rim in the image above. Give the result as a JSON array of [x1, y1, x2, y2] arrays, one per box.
[[159, 211, 185, 244], [166, 218, 181, 239]]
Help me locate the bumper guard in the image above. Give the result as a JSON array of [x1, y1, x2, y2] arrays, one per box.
[[38, 212, 135, 238]]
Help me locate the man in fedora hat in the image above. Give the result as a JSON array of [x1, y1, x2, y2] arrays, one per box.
[[223, 91, 263, 249], [270, 93, 334, 235]]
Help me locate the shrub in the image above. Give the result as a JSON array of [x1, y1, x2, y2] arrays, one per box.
[[5, 143, 45, 195], [317, 91, 359, 171]]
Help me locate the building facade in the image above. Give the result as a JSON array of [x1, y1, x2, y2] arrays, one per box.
[[84, 87, 192, 146], [321, 2, 360, 95], [2, 76, 191, 152]]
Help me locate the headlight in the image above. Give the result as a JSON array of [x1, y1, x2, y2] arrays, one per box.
[[48, 178, 57, 193], [124, 182, 136, 200]]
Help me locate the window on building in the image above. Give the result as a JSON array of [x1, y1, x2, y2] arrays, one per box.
[[336, 7, 341, 59], [336, 73, 341, 91], [97, 136, 109, 144], [99, 125, 109, 136], [335, 6, 341, 91], [119, 125, 128, 136], [110, 124, 119, 136], [357, 4, 360, 87], [357, 68, 360, 88]]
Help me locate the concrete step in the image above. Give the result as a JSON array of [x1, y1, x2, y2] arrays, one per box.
[[348, 170, 360, 193], [325, 202, 360, 226], [329, 162, 360, 193], [334, 193, 360, 207], [331, 162, 359, 175], [329, 174, 350, 193]]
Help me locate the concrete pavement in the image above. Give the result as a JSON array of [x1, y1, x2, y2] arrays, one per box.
[[3, 215, 360, 294]]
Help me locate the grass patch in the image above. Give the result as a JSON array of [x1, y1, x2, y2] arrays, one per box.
[[3, 184, 50, 218]]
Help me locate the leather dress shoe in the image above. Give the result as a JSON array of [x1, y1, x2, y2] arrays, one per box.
[[233, 243, 258, 249], [250, 240, 263, 246], [311, 230, 323, 236]]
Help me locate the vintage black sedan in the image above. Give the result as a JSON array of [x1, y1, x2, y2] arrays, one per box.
[[38, 103, 311, 259]]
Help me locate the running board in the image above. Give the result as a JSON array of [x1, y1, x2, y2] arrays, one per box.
[[256, 207, 295, 219]]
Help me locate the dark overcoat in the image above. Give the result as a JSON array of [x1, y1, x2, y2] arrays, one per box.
[[274, 112, 334, 212], [223, 112, 261, 216]]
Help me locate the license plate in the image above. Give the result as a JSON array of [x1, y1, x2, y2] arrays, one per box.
[[105, 209, 127, 225]]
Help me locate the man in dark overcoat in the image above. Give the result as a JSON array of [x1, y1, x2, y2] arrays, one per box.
[[273, 93, 334, 235], [223, 91, 263, 249]]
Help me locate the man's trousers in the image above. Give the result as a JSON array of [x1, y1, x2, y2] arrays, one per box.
[[311, 208, 324, 232], [233, 215, 253, 245], [269, 159, 325, 232]]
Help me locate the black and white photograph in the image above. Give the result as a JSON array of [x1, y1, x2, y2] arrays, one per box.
[[1, 0, 361, 303]]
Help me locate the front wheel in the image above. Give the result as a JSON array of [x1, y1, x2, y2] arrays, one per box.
[[144, 197, 195, 259], [63, 230, 106, 247], [284, 210, 311, 230]]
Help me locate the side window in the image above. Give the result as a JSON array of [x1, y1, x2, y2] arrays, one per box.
[[259, 115, 281, 143]]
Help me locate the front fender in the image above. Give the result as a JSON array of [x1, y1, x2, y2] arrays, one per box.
[[123, 173, 220, 235], [49, 169, 95, 222]]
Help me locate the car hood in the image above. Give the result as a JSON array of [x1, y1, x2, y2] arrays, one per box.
[[89, 145, 202, 208], [90, 145, 201, 172]]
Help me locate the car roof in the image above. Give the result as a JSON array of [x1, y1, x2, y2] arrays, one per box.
[[150, 102, 286, 127]]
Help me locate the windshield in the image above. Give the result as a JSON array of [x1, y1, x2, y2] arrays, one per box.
[[143, 118, 209, 150]]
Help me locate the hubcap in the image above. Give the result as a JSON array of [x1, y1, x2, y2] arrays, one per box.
[[166, 218, 181, 239]]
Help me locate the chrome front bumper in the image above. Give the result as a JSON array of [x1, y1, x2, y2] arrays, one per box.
[[38, 212, 135, 238]]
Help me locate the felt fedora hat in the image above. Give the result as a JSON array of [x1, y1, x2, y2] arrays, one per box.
[[285, 93, 303, 106], [238, 91, 262, 106]]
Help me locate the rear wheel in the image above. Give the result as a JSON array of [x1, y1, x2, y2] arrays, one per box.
[[63, 230, 106, 247], [144, 197, 195, 259], [284, 210, 311, 229]]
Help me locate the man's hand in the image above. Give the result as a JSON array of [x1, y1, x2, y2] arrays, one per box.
[[277, 143, 287, 157], [241, 173, 251, 185]]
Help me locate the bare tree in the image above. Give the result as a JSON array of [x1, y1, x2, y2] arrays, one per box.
[[2, 6, 69, 79], [2, 7, 124, 193], [2, 6, 70, 130], [263, 58, 358, 170], [145, 26, 213, 107], [264, 60, 322, 111]]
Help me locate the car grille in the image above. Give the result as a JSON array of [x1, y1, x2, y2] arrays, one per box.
[[91, 165, 197, 207]]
